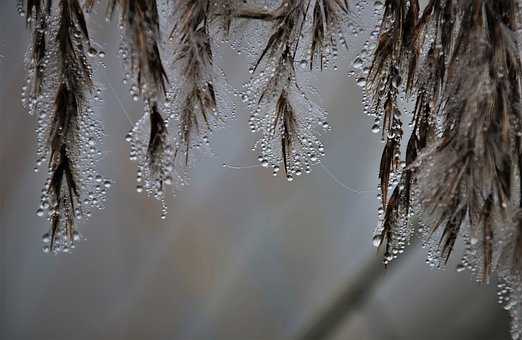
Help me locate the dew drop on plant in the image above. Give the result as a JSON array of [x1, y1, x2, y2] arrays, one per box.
[[352, 57, 364, 69], [356, 77, 367, 87], [42, 233, 50, 244], [372, 234, 382, 247]]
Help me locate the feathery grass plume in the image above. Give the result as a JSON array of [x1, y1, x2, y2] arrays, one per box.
[[422, 0, 522, 335], [167, 0, 218, 167], [162, 0, 238, 180], [239, 0, 352, 180], [370, 0, 458, 263], [22, 0, 108, 254], [369, 0, 522, 337], [107, 0, 167, 96], [108, 0, 172, 205], [24, 0, 51, 106], [235, 0, 350, 69], [308, 0, 349, 70], [367, 0, 420, 263]]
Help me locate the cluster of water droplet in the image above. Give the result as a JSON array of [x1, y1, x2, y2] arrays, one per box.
[[127, 103, 179, 219], [242, 58, 329, 181], [164, 27, 237, 172], [498, 274, 522, 339], [373, 178, 419, 264], [489, 215, 522, 338], [115, 24, 174, 216], [349, 0, 415, 266], [37, 106, 109, 254], [349, 0, 386, 131]]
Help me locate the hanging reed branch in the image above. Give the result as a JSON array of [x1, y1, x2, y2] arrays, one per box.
[[23, 0, 107, 254], [239, 0, 349, 180], [108, 0, 172, 203], [168, 0, 217, 166], [370, 0, 522, 337]]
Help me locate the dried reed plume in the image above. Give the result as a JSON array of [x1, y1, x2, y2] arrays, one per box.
[[239, 0, 349, 179], [370, 0, 522, 336], [168, 0, 218, 166], [108, 0, 171, 197], [23, 0, 106, 253]]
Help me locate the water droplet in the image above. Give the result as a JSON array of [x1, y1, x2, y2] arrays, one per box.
[[42, 233, 50, 244], [87, 47, 97, 57], [356, 77, 367, 87], [372, 234, 382, 247], [352, 57, 364, 69]]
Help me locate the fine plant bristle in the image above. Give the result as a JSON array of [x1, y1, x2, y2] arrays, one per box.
[[275, 89, 298, 175]]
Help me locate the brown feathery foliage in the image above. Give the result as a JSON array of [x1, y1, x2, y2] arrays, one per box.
[[169, 0, 217, 165], [368, 0, 419, 262], [236, 0, 350, 70], [253, 0, 307, 177], [25, 0, 51, 100], [108, 0, 171, 195], [47, 0, 92, 252], [107, 0, 167, 96], [309, 0, 349, 69], [370, 0, 522, 287], [238, 0, 349, 179], [23, 0, 106, 254], [370, 0, 457, 263], [368, 3, 522, 335]]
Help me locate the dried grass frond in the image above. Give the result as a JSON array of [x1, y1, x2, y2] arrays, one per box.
[[371, 0, 522, 288], [108, 0, 171, 200], [168, 0, 217, 165], [23, 0, 107, 253]]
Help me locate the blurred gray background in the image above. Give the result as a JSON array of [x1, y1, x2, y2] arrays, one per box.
[[0, 1, 511, 339]]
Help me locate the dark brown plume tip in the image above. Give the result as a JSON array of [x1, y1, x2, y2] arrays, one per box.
[[48, 144, 79, 252], [274, 90, 298, 175], [147, 102, 168, 186]]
